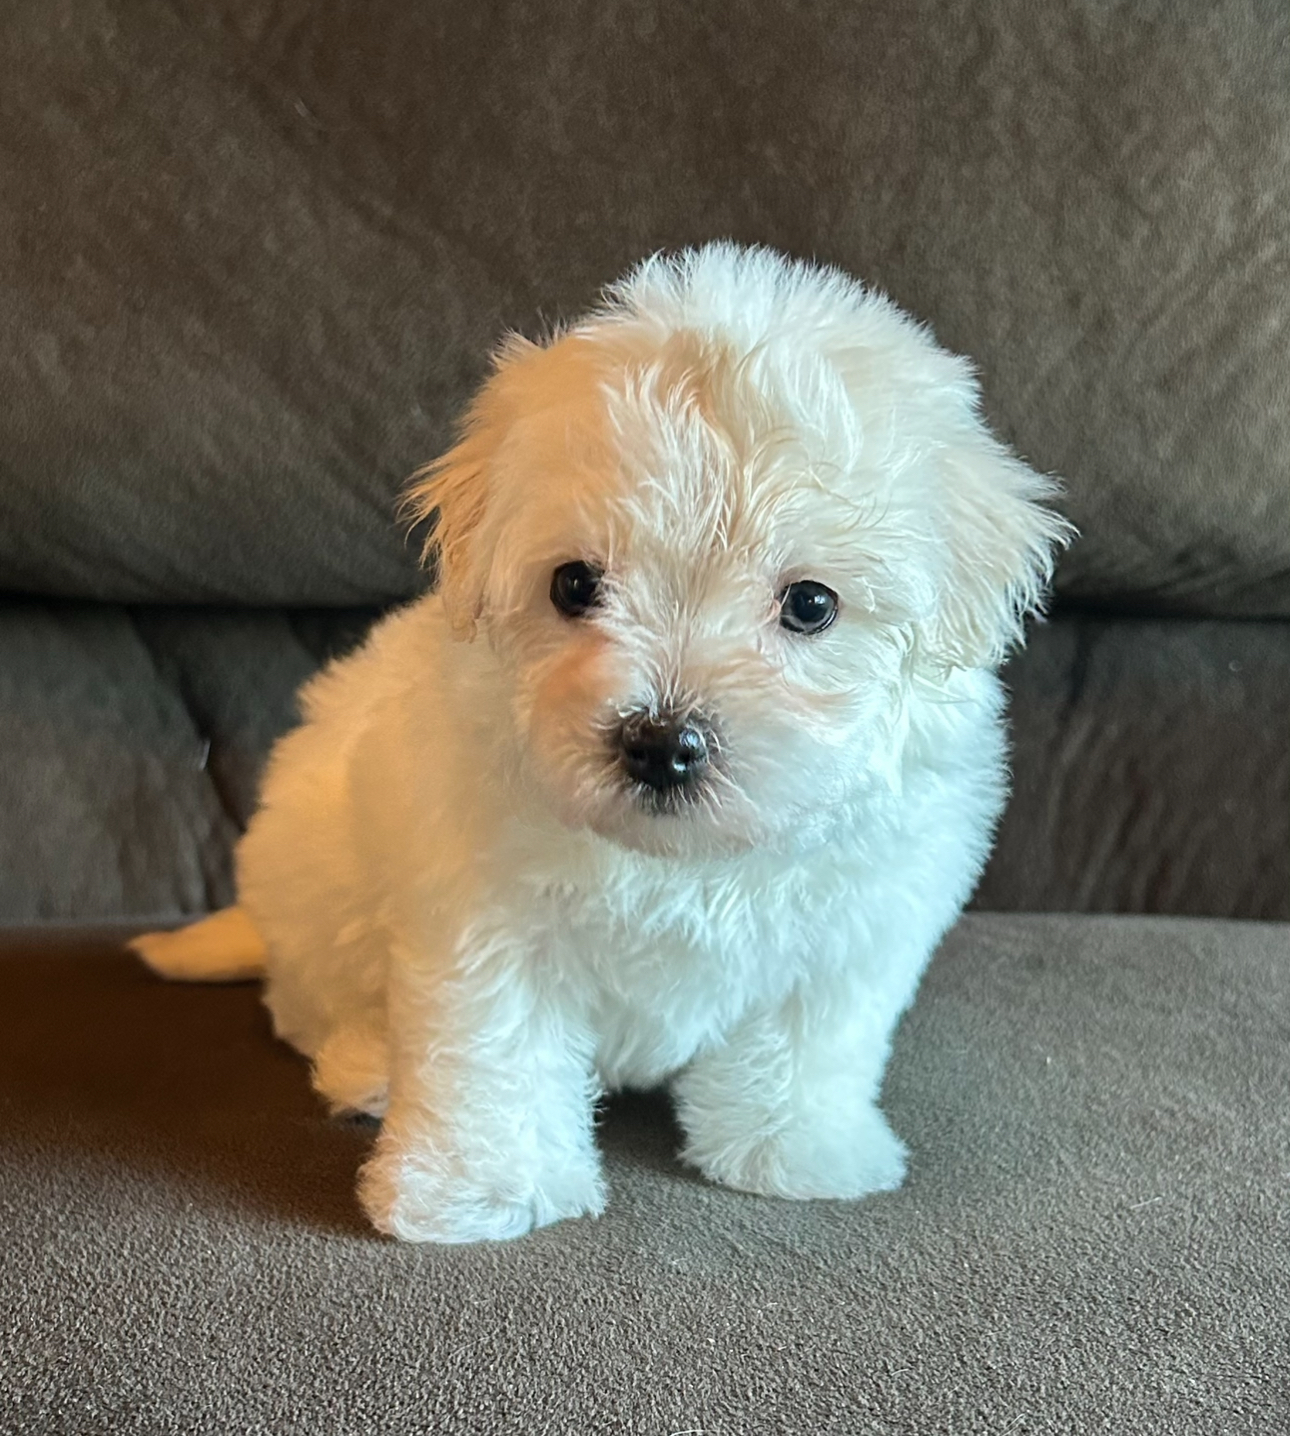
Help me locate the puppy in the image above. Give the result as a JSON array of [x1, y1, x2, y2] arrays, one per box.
[[135, 243, 1070, 1243]]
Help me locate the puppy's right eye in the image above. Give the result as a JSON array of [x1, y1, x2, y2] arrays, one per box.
[[550, 561, 604, 617]]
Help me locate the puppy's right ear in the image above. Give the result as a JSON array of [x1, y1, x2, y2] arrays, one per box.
[[404, 430, 492, 638], [403, 338, 537, 639]]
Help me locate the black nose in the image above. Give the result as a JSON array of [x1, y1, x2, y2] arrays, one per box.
[[617, 711, 710, 793]]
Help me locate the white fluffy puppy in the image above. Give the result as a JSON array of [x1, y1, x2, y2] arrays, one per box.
[[136, 243, 1069, 1243]]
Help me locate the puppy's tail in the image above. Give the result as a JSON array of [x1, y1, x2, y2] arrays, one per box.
[[130, 906, 267, 983]]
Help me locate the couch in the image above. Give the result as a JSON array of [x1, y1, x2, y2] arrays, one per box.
[[3, 1, 1286, 1430]]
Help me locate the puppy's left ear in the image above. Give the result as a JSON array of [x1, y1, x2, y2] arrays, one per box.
[[920, 432, 1074, 671]]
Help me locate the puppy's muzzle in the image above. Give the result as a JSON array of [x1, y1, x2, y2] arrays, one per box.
[[616, 710, 712, 800]]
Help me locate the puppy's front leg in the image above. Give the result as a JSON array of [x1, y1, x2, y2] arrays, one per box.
[[358, 938, 604, 1243], [673, 967, 913, 1202]]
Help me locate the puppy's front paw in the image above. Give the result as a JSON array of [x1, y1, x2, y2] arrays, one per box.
[[683, 1101, 908, 1201], [358, 1139, 606, 1244]]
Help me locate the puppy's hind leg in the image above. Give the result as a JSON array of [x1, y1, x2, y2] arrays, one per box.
[[313, 1024, 390, 1118]]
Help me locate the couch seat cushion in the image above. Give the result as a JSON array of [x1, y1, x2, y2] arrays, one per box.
[[2, 913, 1286, 1432]]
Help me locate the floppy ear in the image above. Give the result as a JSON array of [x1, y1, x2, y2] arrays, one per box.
[[404, 425, 494, 638], [403, 338, 539, 639], [919, 435, 1074, 671]]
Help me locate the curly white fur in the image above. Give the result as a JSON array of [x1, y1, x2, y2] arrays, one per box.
[[137, 243, 1070, 1242]]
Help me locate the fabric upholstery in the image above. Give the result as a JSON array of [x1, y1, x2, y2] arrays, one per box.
[[979, 612, 1290, 917], [0, 599, 1284, 923], [2, 914, 1285, 1432], [2, 0, 1288, 612], [0, 600, 372, 920]]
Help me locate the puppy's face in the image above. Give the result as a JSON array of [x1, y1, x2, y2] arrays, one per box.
[[410, 251, 1069, 858]]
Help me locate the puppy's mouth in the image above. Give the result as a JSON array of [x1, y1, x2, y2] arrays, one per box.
[[625, 777, 707, 817], [610, 707, 721, 816]]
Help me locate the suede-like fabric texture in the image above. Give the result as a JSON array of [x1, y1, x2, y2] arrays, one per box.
[[0, 600, 375, 920], [2, 914, 1286, 1433], [1, 600, 1285, 923], [2, 0, 1289, 613], [979, 613, 1290, 917]]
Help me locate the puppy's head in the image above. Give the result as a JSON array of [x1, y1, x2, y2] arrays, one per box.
[[407, 244, 1071, 857]]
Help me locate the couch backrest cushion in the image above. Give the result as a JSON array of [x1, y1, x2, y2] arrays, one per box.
[[3, 0, 1287, 612]]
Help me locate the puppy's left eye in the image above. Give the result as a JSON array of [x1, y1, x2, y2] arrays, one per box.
[[778, 580, 839, 635], [551, 561, 604, 617]]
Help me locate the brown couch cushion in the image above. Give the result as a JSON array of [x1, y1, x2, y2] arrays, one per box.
[[2, 0, 1288, 611]]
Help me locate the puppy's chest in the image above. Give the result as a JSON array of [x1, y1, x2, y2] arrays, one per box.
[[529, 863, 838, 1089]]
